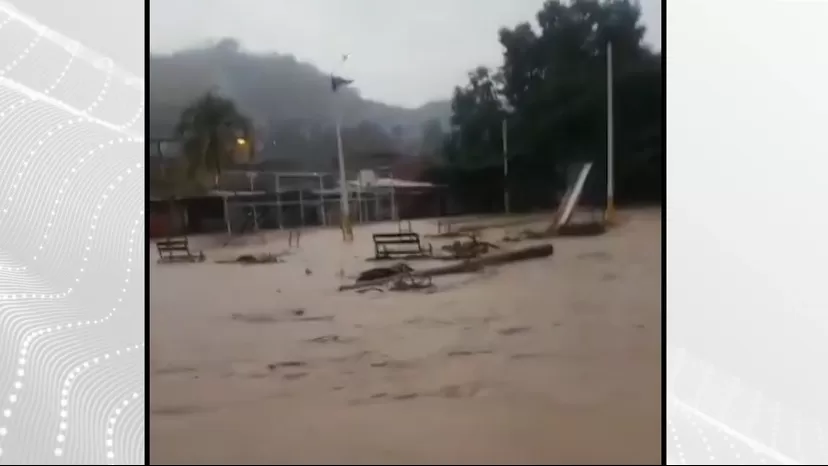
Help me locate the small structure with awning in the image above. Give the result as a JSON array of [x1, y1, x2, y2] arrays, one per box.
[[148, 166, 445, 238]]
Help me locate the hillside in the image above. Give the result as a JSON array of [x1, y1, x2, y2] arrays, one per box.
[[149, 39, 451, 167]]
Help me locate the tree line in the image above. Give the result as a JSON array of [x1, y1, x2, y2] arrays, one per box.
[[433, 0, 662, 212]]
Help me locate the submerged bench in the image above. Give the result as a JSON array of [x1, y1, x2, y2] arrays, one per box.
[[372, 232, 433, 260], [156, 237, 204, 263]]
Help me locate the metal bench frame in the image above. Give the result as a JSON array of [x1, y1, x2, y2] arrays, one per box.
[[372, 232, 433, 260], [156, 237, 204, 263]]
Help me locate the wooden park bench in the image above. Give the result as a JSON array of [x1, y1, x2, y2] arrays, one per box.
[[156, 237, 205, 263], [372, 232, 433, 260]]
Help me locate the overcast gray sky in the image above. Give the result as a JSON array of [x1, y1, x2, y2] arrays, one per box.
[[150, 0, 662, 108]]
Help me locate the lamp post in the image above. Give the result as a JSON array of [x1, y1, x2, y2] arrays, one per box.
[[335, 113, 351, 241], [606, 41, 615, 224], [502, 118, 510, 215], [332, 54, 354, 242], [500, 101, 514, 215]]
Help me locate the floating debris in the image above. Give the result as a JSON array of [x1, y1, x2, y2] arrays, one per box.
[[497, 326, 531, 336], [216, 252, 287, 265], [267, 361, 306, 370], [356, 263, 414, 282]]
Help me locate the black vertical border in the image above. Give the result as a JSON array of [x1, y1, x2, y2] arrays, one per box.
[[660, 0, 668, 464]]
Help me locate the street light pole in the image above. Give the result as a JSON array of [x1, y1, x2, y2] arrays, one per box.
[[502, 119, 510, 214], [332, 55, 354, 242], [335, 108, 352, 241], [606, 41, 615, 224]]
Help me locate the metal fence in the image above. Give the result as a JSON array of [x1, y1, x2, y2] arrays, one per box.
[[217, 170, 399, 233]]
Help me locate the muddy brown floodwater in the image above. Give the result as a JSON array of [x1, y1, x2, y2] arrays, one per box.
[[149, 209, 662, 464]]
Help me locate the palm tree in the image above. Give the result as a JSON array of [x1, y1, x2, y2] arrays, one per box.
[[174, 92, 253, 189]]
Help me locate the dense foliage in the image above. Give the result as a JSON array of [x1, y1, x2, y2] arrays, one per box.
[[437, 0, 662, 210]]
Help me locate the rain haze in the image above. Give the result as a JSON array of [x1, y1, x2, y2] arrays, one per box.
[[150, 0, 662, 108]]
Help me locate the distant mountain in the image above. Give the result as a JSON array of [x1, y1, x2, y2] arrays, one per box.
[[149, 38, 451, 167]]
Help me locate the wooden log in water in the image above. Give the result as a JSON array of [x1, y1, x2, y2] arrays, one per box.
[[467, 243, 554, 267], [338, 244, 554, 292]]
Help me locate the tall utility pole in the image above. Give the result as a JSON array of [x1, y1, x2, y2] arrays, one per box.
[[332, 55, 354, 242], [335, 111, 351, 241], [606, 41, 616, 224], [502, 119, 510, 214]]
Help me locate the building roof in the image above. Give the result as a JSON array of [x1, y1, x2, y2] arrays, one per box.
[[359, 177, 439, 189], [207, 190, 268, 198]]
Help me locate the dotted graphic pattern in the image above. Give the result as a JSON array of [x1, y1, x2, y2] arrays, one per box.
[[0, 2, 144, 464], [667, 347, 828, 465]]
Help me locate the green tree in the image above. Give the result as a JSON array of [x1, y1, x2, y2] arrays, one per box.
[[175, 92, 253, 188], [444, 67, 508, 167], [444, 0, 662, 205]]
